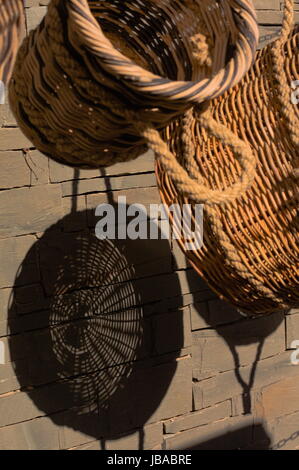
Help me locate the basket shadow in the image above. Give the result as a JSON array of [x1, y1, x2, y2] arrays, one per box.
[[186, 423, 271, 450], [8, 206, 184, 449], [185, 267, 285, 416]]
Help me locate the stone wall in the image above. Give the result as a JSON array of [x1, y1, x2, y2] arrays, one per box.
[[0, 0, 298, 450]]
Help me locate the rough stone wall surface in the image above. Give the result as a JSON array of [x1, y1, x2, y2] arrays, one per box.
[[0, 1, 298, 450]]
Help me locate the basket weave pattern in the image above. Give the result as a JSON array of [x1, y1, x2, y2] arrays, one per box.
[[8, 0, 258, 168], [156, 28, 299, 315]]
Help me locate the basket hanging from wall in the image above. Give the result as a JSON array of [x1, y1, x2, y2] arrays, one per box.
[[156, 0, 299, 315], [0, 0, 24, 86], [8, 0, 258, 168]]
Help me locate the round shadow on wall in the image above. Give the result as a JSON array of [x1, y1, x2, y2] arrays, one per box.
[[8, 206, 184, 449]]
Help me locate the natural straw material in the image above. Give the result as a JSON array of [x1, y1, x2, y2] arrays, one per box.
[[156, 0, 299, 315], [9, 0, 258, 168], [0, 0, 24, 86]]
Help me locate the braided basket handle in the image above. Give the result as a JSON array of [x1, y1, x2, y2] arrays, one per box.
[[150, 0, 297, 206], [145, 108, 257, 206], [66, 0, 259, 106]]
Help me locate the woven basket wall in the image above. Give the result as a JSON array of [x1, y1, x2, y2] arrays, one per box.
[[0, 0, 24, 86], [156, 27, 299, 315], [8, 0, 258, 168]]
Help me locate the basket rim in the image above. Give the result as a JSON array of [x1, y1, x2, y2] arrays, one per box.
[[67, 0, 259, 105]]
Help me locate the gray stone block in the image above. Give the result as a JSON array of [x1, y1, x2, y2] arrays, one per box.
[[87, 186, 161, 226], [62, 173, 156, 197], [26, 6, 47, 31], [259, 375, 299, 421], [0, 416, 60, 450], [108, 356, 192, 434], [193, 352, 299, 410], [0, 151, 30, 189], [14, 283, 49, 315], [26, 150, 49, 186], [164, 401, 231, 434], [62, 196, 87, 231], [258, 26, 281, 48], [191, 298, 241, 331], [172, 241, 189, 271], [0, 288, 14, 320], [0, 104, 17, 127], [58, 408, 105, 450], [286, 313, 299, 349], [152, 307, 191, 356], [253, 0, 280, 9], [163, 415, 254, 450], [192, 313, 285, 378], [71, 440, 101, 450], [0, 185, 63, 238], [257, 10, 299, 24], [49, 150, 154, 183], [0, 236, 38, 288], [0, 382, 75, 427], [269, 411, 299, 450], [0, 128, 31, 151], [105, 422, 163, 450]]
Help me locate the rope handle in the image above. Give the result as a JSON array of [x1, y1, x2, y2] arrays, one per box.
[[141, 108, 257, 206], [145, 0, 298, 207], [203, 0, 296, 305]]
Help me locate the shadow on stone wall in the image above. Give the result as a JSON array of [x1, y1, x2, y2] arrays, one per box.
[[186, 423, 271, 450], [8, 205, 184, 449], [187, 269, 285, 415]]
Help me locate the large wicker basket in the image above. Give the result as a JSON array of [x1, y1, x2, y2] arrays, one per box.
[[0, 0, 24, 87], [8, 0, 258, 168], [156, 8, 299, 315]]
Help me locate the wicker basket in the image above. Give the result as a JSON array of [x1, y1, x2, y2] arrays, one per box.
[[8, 0, 258, 168], [156, 7, 299, 315], [0, 0, 24, 86]]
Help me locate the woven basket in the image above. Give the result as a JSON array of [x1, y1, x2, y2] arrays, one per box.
[[156, 4, 299, 315], [8, 0, 258, 168], [0, 0, 24, 86]]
